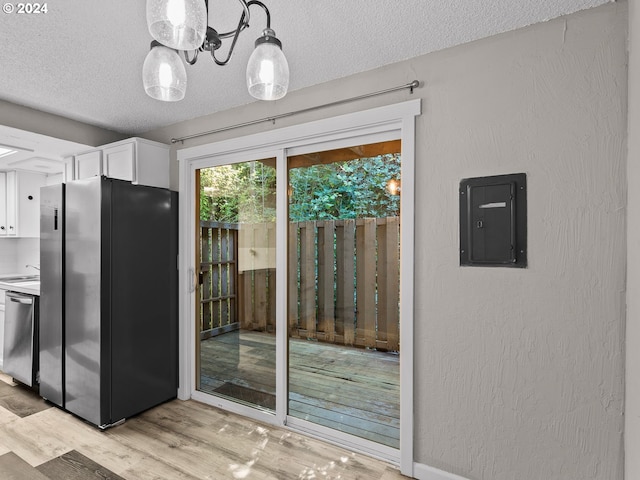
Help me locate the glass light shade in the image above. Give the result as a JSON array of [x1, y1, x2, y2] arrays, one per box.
[[143, 45, 187, 102], [246, 35, 289, 101], [147, 0, 207, 51]]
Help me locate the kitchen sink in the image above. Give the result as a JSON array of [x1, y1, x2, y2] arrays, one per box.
[[0, 275, 40, 283]]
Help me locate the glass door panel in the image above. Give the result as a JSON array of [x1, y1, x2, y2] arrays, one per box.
[[287, 141, 401, 448], [197, 158, 277, 412]]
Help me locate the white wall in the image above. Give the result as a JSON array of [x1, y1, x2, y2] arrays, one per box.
[[147, 4, 628, 479], [0, 238, 39, 275]]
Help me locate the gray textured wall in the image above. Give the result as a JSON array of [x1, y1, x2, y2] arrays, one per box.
[[411, 3, 626, 479], [0, 100, 124, 147], [627, 0, 639, 478]]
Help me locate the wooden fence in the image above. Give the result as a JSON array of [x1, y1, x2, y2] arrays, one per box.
[[199, 221, 239, 339], [199, 217, 400, 352]]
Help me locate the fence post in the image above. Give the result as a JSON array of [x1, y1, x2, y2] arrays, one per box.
[[288, 222, 299, 336], [336, 219, 356, 346], [299, 221, 316, 338], [318, 220, 335, 342], [228, 227, 237, 327], [356, 218, 377, 348], [267, 223, 277, 333], [383, 217, 400, 351]]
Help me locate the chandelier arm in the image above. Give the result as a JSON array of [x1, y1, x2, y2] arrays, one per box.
[[216, 0, 251, 39], [246, 0, 270, 29], [183, 49, 199, 65], [210, 8, 248, 65], [213, 0, 271, 39]]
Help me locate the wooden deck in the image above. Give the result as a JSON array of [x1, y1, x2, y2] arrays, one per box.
[[199, 330, 400, 448]]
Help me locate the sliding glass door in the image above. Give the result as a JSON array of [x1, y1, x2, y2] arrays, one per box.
[[286, 140, 401, 449], [196, 158, 278, 412], [194, 141, 402, 449], [182, 100, 419, 472]]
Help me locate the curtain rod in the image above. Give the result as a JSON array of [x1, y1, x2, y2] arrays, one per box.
[[170, 80, 420, 144]]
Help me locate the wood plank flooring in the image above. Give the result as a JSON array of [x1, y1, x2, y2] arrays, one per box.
[[0, 372, 406, 479], [199, 331, 400, 448]]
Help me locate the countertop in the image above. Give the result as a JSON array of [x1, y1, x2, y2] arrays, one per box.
[[0, 274, 40, 296]]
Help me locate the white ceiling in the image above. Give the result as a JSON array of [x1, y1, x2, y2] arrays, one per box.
[[0, 0, 610, 168], [0, 125, 89, 174]]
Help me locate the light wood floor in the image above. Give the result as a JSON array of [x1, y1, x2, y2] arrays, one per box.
[[199, 330, 400, 448], [0, 372, 407, 479]]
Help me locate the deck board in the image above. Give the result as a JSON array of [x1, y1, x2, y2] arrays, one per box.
[[199, 330, 400, 448]]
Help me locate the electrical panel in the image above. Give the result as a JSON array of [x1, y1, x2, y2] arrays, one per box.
[[459, 173, 527, 267]]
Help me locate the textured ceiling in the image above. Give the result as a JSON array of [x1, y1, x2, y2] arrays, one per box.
[[0, 0, 611, 136]]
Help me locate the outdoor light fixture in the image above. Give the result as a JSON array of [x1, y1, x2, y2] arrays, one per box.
[[144, 0, 289, 102], [387, 179, 401, 196]]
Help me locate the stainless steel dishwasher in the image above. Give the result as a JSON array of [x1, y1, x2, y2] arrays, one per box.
[[3, 291, 38, 386]]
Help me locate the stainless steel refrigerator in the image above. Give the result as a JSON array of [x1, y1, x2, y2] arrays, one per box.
[[40, 176, 178, 428]]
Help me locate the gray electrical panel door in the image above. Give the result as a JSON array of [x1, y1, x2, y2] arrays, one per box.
[[460, 173, 527, 267]]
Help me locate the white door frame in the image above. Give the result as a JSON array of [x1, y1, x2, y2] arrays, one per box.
[[177, 99, 420, 476]]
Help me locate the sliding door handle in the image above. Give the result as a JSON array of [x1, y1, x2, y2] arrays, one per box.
[[188, 268, 196, 293]]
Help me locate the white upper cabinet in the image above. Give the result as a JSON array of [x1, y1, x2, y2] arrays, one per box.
[[74, 150, 102, 180], [72, 138, 169, 188], [0, 170, 46, 237], [102, 141, 135, 181]]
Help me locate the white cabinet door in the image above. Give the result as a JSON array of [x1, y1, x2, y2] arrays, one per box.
[[74, 150, 102, 179], [0, 172, 6, 236], [5, 171, 16, 236], [17, 171, 46, 237], [0, 171, 46, 237], [102, 142, 135, 182], [134, 139, 170, 188]]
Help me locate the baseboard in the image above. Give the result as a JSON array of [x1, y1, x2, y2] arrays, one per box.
[[413, 462, 471, 480]]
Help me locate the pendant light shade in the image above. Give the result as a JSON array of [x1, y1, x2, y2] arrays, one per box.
[[147, 0, 207, 51], [246, 29, 289, 101], [143, 42, 187, 102], [143, 1, 291, 102]]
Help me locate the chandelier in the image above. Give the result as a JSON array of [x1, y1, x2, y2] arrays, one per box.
[[143, 0, 290, 102]]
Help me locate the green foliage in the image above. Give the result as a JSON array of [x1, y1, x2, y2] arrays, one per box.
[[288, 154, 401, 221], [199, 154, 401, 223], [200, 162, 276, 223]]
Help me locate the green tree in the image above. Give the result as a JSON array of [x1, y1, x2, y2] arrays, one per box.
[[288, 154, 401, 221], [200, 154, 400, 223], [200, 162, 276, 223]]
